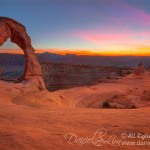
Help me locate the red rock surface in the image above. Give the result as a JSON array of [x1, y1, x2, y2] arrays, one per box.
[[0, 73, 150, 149]]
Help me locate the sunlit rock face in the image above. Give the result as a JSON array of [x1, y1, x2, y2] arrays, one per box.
[[0, 17, 45, 89]]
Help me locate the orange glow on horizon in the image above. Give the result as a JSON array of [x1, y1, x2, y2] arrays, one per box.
[[0, 48, 150, 56]]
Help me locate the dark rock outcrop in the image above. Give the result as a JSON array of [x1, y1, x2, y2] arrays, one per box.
[[0, 65, 2, 79], [134, 63, 145, 75]]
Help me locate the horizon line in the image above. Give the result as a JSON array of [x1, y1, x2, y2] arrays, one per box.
[[0, 48, 150, 56]]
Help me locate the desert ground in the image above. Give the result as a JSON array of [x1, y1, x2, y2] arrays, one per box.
[[0, 71, 150, 150]]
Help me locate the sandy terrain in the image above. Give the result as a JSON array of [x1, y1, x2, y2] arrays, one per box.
[[0, 73, 150, 149]]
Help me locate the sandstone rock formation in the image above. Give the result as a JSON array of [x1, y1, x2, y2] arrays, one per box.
[[41, 63, 120, 91], [0, 17, 45, 89], [134, 63, 145, 75]]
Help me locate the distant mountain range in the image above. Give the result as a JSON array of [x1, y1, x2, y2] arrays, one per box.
[[0, 53, 24, 66], [0, 52, 150, 67]]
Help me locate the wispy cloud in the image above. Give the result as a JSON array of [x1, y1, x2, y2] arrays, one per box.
[[72, 0, 150, 46], [75, 30, 150, 45], [120, 1, 150, 25]]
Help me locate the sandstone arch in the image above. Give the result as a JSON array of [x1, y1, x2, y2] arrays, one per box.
[[0, 17, 45, 89]]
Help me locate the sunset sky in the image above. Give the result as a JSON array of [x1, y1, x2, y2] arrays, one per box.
[[1, 0, 150, 56]]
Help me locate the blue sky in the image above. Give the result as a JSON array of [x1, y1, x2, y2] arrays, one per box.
[[1, 0, 150, 55]]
